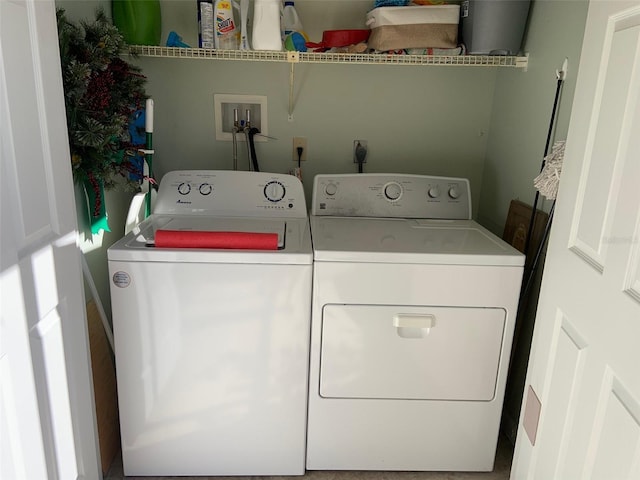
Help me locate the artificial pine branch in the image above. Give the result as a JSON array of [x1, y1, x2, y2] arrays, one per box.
[[57, 7, 147, 190]]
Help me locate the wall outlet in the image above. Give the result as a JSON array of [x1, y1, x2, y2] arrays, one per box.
[[214, 94, 268, 142], [292, 137, 307, 162], [353, 140, 368, 163]]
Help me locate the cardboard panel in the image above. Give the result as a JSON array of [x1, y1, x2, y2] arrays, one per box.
[[87, 300, 120, 475]]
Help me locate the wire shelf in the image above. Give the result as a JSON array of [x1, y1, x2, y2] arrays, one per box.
[[128, 46, 528, 68]]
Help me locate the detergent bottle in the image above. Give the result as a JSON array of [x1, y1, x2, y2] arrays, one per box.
[[282, 1, 304, 38], [112, 0, 162, 46], [252, 0, 283, 51], [282, 1, 308, 51]]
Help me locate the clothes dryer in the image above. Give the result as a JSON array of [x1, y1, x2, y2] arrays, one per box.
[[306, 173, 524, 471], [108, 170, 312, 476]]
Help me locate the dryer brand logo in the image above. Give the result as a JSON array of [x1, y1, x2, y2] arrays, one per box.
[[176, 199, 192, 205]]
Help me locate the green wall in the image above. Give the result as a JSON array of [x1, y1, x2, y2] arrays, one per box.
[[477, 1, 589, 233], [134, 0, 497, 209], [137, 58, 496, 208]]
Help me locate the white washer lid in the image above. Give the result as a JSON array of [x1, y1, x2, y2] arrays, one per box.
[[310, 217, 525, 266], [108, 215, 312, 265]]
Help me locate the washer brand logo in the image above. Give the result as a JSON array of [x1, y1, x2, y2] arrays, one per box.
[[176, 199, 192, 204], [113, 271, 131, 288]]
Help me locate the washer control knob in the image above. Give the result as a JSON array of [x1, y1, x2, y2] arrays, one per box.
[[178, 182, 191, 195], [448, 186, 461, 199], [428, 187, 440, 199], [199, 183, 213, 195], [384, 182, 402, 201], [264, 181, 286, 203], [324, 183, 338, 196]]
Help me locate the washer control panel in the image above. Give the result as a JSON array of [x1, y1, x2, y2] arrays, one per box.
[[312, 173, 471, 219], [153, 170, 307, 218]]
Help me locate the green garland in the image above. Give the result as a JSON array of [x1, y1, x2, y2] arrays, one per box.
[[56, 7, 147, 190]]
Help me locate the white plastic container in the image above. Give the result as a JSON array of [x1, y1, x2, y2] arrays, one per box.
[[214, 0, 239, 50], [282, 1, 304, 37], [252, 0, 283, 51], [461, 0, 530, 55], [239, 0, 250, 50]]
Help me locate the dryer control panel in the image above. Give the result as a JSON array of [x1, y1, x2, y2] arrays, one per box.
[[153, 170, 307, 218], [311, 174, 471, 219]]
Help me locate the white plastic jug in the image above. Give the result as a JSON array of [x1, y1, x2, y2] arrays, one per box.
[[282, 0, 304, 37], [252, 0, 282, 51]]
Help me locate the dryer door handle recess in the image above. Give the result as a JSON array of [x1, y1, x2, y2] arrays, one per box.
[[393, 313, 435, 339]]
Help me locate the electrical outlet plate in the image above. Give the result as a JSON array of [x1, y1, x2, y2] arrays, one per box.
[[214, 94, 268, 142], [292, 137, 307, 161], [353, 139, 368, 163]]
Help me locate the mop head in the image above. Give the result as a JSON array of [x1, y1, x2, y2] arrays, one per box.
[[534, 140, 565, 200]]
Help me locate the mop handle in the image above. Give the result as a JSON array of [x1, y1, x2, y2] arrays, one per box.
[[145, 99, 154, 217], [523, 74, 564, 265]]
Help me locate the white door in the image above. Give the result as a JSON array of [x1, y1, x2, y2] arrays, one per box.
[[511, 1, 640, 479], [1, 0, 101, 478]]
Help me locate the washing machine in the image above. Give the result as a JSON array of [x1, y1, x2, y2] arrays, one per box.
[[107, 170, 312, 476], [306, 173, 525, 472]]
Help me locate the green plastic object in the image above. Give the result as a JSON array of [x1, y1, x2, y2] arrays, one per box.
[[112, 0, 162, 46]]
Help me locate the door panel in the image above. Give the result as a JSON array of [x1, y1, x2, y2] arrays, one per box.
[[531, 312, 588, 479], [0, 0, 100, 478], [570, 10, 640, 271], [584, 373, 640, 479], [1, 0, 52, 240], [512, 2, 640, 479]]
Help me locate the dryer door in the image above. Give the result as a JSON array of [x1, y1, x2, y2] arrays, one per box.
[[319, 304, 505, 401]]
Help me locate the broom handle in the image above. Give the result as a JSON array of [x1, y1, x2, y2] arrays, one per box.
[[145, 99, 154, 217], [145, 132, 153, 217], [520, 201, 555, 301]]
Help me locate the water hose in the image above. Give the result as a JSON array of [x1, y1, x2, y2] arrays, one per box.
[[232, 109, 239, 170], [247, 127, 261, 172], [232, 129, 238, 170], [355, 141, 367, 173]]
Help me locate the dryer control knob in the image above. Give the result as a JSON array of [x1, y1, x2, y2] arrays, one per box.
[[325, 183, 338, 196], [448, 186, 460, 199], [384, 182, 402, 201], [264, 181, 286, 203], [428, 187, 440, 199]]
